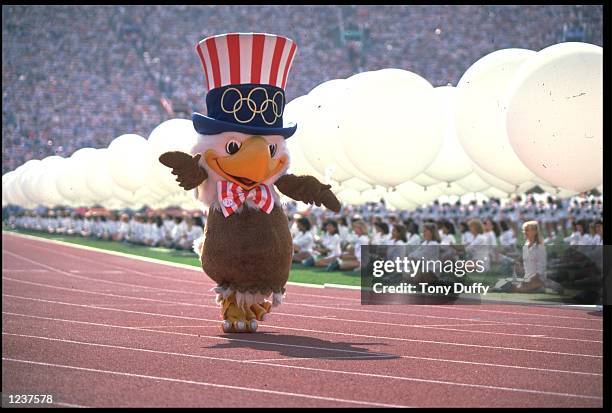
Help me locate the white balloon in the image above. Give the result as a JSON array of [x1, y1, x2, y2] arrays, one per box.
[[34, 156, 66, 207], [13, 161, 41, 207], [341, 177, 374, 192], [303, 79, 374, 184], [289, 84, 351, 182], [340, 69, 443, 187], [108, 134, 152, 193], [456, 48, 538, 185], [286, 131, 326, 181], [360, 186, 387, 203], [384, 190, 417, 211], [483, 187, 508, 199], [336, 188, 363, 205], [395, 181, 442, 206], [436, 181, 468, 196], [55, 158, 84, 206], [19, 159, 43, 206], [148, 119, 201, 193], [412, 173, 439, 187], [85, 149, 116, 202], [506, 42, 603, 192], [455, 172, 489, 193], [425, 86, 473, 182], [472, 163, 517, 194]]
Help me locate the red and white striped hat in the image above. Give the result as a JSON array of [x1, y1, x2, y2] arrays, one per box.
[[196, 32, 297, 91], [192, 33, 299, 139]]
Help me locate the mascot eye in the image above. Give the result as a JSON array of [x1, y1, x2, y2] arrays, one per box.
[[225, 140, 241, 155], [269, 144, 277, 157]]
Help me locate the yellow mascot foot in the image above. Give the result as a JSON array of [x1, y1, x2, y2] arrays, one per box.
[[220, 293, 258, 333], [249, 302, 271, 321]]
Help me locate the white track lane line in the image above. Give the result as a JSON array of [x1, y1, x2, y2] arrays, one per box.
[[2, 294, 604, 362], [2, 249, 603, 334], [2, 309, 601, 376], [2, 275, 603, 346], [1, 333, 601, 401], [2, 357, 407, 408], [2, 273, 603, 343], [6, 232, 600, 319]]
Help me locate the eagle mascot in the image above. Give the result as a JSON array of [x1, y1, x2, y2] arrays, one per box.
[[159, 33, 341, 333]]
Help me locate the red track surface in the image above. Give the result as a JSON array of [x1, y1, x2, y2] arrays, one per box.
[[1, 232, 603, 408]]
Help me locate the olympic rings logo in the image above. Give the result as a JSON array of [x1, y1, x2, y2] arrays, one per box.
[[220, 87, 284, 125]]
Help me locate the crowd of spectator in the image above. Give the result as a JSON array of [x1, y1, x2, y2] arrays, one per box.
[[4, 192, 603, 261], [288, 193, 603, 272], [6, 208, 205, 252], [3, 5, 603, 174]]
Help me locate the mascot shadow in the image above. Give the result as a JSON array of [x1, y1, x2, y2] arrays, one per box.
[[205, 332, 400, 361]]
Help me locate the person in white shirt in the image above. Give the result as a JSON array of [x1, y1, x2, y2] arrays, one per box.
[[511, 220, 554, 293], [459, 221, 474, 245], [177, 216, 204, 250], [372, 222, 392, 245], [579, 221, 595, 245], [336, 216, 351, 245], [439, 221, 456, 246], [592, 220, 603, 245], [483, 219, 499, 246], [112, 214, 131, 242], [406, 222, 441, 283], [405, 221, 422, 245], [292, 217, 315, 263], [328, 220, 371, 271], [126, 215, 141, 244], [563, 222, 582, 245], [160, 214, 176, 247], [169, 216, 187, 248], [47, 211, 59, 233], [305, 220, 342, 267], [465, 219, 491, 272], [498, 220, 517, 246], [143, 216, 163, 247], [386, 223, 409, 269]]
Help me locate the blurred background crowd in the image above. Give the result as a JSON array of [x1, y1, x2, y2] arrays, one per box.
[[2, 5, 603, 174]]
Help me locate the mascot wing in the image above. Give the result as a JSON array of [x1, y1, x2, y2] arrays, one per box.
[[275, 174, 341, 212], [159, 151, 208, 190]]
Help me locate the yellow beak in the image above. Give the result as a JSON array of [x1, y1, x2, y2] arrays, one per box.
[[204, 136, 287, 190]]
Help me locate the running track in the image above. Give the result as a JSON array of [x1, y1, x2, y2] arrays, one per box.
[[1, 232, 603, 408]]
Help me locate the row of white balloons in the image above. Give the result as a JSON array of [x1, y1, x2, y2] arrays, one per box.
[[2, 119, 205, 211], [284, 42, 602, 210]]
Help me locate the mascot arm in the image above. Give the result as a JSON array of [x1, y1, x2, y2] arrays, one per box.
[[159, 151, 208, 190], [275, 174, 341, 212]]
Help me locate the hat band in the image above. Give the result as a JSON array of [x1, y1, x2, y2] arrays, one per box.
[[206, 84, 286, 129]]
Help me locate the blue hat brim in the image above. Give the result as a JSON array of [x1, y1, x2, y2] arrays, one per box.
[[192, 112, 297, 139]]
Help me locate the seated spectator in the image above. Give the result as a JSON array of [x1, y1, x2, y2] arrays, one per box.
[[113, 213, 130, 242], [143, 215, 163, 246], [327, 219, 370, 271], [292, 217, 315, 264], [499, 220, 517, 246], [405, 221, 421, 245], [465, 219, 491, 272], [372, 221, 391, 244], [176, 216, 203, 250], [303, 220, 342, 267]]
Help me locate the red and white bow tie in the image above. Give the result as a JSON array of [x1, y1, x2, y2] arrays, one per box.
[[217, 180, 275, 218]]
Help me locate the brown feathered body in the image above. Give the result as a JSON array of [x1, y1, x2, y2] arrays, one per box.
[[201, 204, 293, 296]]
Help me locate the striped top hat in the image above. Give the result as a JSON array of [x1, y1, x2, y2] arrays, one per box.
[[193, 33, 298, 138]]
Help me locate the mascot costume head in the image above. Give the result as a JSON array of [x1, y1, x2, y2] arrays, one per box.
[[159, 33, 341, 333]]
